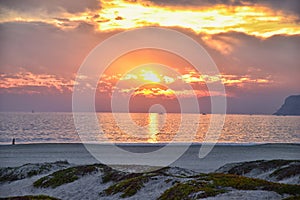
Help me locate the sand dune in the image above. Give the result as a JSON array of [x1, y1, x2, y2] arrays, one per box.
[[0, 160, 299, 200]]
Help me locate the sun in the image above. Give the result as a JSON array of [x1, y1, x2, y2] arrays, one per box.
[[140, 70, 161, 83]]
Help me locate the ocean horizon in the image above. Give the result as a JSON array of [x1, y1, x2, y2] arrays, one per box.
[[0, 112, 299, 145]]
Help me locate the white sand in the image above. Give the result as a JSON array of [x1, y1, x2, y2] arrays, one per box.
[[0, 165, 292, 200]]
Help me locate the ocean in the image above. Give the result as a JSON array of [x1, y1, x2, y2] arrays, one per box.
[[0, 112, 299, 144]]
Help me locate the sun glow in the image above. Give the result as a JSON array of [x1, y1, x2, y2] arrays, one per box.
[[140, 70, 161, 83]]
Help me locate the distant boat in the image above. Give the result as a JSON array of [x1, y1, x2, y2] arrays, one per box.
[[202, 113, 206, 115], [32, 110, 35, 113]]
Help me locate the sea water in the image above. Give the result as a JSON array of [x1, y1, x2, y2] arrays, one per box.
[[0, 112, 299, 144]]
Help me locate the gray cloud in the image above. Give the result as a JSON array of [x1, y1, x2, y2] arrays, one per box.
[[0, 0, 101, 14], [0, 21, 113, 77]]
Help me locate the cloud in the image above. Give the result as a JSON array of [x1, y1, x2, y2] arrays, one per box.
[[163, 76, 175, 84], [0, 71, 74, 94], [0, 21, 112, 77], [1, 0, 300, 38], [201, 34, 240, 55], [1, 22, 298, 95], [137, 0, 300, 17], [134, 87, 175, 98], [0, 0, 299, 113], [194, 31, 300, 88], [95, 0, 300, 38], [0, 0, 101, 14]]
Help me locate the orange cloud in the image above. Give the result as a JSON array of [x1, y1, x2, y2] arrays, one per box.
[[94, 0, 300, 38], [0, 72, 74, 93], [2, 0, 300, 38], [179, 70, 271, 85], [221, 74, 271, 86], [0, 68, 272, 96], [134, 87, 175, 98]]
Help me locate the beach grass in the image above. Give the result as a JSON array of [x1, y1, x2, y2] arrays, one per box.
[[33, 164, 102, 188], [104, 175, 150, 198], [158, 173, 300, 199], [0, 161, 69, 183]]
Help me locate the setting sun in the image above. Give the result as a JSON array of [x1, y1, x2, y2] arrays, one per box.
[[140, 70, 161, 83]]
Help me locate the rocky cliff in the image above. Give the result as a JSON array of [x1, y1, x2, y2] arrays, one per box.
[[274, 95, 300, 116]]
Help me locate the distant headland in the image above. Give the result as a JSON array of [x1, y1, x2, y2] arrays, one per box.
[[274, 95, 300, 116]]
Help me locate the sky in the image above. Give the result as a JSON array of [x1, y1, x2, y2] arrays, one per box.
[[0, 0, 299, 114]]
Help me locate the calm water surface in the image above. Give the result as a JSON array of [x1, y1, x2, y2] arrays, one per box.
[[0, 112, 299, 144]]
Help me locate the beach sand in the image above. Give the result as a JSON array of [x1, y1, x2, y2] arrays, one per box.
[[1, 143, 299, 172]]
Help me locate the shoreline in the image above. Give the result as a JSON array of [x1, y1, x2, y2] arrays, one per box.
[[1, 143, 300, 172], [1, 142, 300, 146]]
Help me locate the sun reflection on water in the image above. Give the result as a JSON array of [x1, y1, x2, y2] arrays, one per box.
[[148, 113, 164, 143]]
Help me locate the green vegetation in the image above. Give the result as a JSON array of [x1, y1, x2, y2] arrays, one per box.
[[158, 173, 300, 200], [0, 161, 69, 183], [0, 195, 60, 200], [158, 180, 226, 200], [33, 164, 103, 188], [103, 167, 172, 198], [104, 175, 150, 198], [33, 163, 152, 190], [206, 173, 300, 195]]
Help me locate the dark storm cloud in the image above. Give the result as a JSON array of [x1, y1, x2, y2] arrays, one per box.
[[0, 0, 101, 14]]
